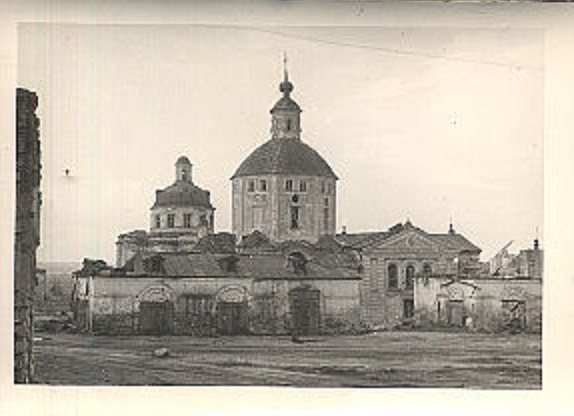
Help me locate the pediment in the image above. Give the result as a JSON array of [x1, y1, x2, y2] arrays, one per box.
[[369, 229, 443, 253]]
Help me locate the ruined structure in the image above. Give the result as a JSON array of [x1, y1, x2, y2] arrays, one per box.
[[15, 88, 42, 382]]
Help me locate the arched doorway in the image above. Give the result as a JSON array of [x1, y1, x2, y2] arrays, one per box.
[[137, 284, 175, 335], [215, 286, 250, 335]]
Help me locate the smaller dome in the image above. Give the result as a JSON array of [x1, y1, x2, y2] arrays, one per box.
[[176, 155, 191, 165], [152, 181, 213, 209]]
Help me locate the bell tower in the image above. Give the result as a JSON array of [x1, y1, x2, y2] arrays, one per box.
[[175, 155, 192, 182], [270, 54, 302, 140]]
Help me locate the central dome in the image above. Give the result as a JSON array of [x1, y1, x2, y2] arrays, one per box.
[[231, 137, 338, 179]]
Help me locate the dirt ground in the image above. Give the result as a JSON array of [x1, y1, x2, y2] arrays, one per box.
[[33, 331, 541, 388]]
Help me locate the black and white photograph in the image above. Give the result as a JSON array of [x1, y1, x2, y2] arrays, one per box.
[[3, 1, 574, 415]]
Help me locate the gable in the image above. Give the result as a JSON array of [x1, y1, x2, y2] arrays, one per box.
[[364, 229, 445, 256]]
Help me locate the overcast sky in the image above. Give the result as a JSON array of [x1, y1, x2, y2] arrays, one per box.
[[18, 24, 543, 263]]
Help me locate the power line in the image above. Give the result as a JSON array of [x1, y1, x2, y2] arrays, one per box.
[[212, 24, 542, 72]]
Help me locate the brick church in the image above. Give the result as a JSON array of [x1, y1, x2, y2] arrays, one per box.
[[72, 66, 541, 336]]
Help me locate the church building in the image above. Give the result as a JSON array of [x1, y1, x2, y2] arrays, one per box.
[[231, 68, 337, 243], [71, 63, 541, 336], [115, 156, 215, 266]]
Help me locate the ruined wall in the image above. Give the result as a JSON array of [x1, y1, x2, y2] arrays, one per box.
[[414, 277, 542, 332], [15, 88, 42, 383]]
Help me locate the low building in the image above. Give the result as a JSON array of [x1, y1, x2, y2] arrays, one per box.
[[72, 233, 362, 336]]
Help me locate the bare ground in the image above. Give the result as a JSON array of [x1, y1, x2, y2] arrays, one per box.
[[33, 331, 541, 388]]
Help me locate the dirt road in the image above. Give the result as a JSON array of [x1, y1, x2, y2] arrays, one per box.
[[33, 331, 541, 388]]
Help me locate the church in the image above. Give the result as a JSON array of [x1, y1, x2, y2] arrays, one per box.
[[71, 66, 541, 335]]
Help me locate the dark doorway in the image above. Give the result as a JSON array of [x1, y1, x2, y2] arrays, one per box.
[[217, 301, 248, 335], [403, 299, 414, 319], [139, 301, 174, 335], [447, 300, 464, 326], [289, 286, 321, 336], [501, 300, 526, 331]]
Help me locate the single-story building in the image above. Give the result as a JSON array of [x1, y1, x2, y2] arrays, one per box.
[[72, 236, 362, 336]]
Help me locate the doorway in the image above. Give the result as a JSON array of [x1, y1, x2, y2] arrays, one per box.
[[139, 301, 174, 335], [216, 301, 248, 335], [403, 299, 414, 319], [447, 300, 465, 326], [289, 285, 321, 336]]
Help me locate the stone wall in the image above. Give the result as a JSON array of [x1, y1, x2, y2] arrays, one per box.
[[414, 276, 542, 333], [73, 275, 360, 335]]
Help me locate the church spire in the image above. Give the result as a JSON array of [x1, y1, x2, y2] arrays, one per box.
[[283, 51, 289, 83], [271, 53, 301, 139]]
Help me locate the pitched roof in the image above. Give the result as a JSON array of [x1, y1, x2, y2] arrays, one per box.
[[334, 223, 481, 253], [333, 232, 390, 249], [195, 232, 237, 254], [122, 252, 359, 280], [231, 138, 338, 179], [427, 233, 481, 253]]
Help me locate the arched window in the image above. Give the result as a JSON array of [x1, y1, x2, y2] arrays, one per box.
[[286, 119, 292, 131], [388, 264, 398, 289], [288, 252, 307, 274], [423, 263, 432, 277], [406, 265, 415, 289]]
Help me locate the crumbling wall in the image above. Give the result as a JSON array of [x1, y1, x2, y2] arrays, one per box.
[[14, 88, 41, 383]]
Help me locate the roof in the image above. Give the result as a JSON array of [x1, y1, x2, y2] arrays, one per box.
[[176, 156, 191, 165], [152, 180, 213, 209], [333, 232, 390, 249], [271, 95, 301, 112], [232, 138, 338, 179], [195, 232, 237, 254], [121, 252, 359, 280], [427, 233, 481, 253], [333, 222, 481, 253]]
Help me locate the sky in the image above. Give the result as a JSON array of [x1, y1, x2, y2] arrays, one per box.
[[18, 24, 543, 263]]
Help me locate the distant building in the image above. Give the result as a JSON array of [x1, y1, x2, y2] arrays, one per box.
[[231, 70, 337, 243], [15, 88, 42, 382], [489, 240, 544, 279], [115, 157, 215, 266]]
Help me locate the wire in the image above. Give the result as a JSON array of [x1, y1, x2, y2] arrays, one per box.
[[207, 24, 542, 72]]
